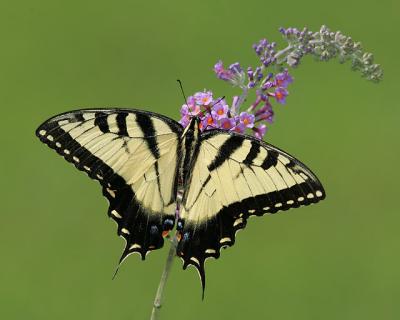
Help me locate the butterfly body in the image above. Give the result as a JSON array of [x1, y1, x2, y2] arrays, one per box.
[[36, 108, 325, 292], [179, 116, 202, 189]]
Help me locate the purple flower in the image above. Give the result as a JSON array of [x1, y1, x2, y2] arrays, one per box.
[[273, 87, 289, 104], [254, 38, 276, 68], [180, 100, 200, 125], [233, 122, 246, 134], [212, 101, 229, 120], [259, 91, 268, 101], [180, 104, 189, 117], [280, 27, 300, 37], [239, 112, 255, 128], [253, 39, 268, 56], [253, 124, 268, 139], [261, 57, 272, 67], [261, 81, 275, 91], [220, 117, 236, 130], [247, 67, 254, 80], [187, 104, 202, 116], [248, 81, 256, 88], [200, 113, 217, 131], [275, 69, 293, 88], [214, 60, 234, 81], [194, 91, 213, 106], [255, 101, 272, 115], [180, 96, 201, 116], [214, 60, 224, 73], [179, 115, 190, 127], [229, 62, 242, 74], [255, 67, 263, 81], [255, 103, 274, 123], [186, 95, 196, 107]]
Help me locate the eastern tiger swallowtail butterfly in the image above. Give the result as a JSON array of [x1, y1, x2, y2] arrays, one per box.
[[36, 108, 325, 293]]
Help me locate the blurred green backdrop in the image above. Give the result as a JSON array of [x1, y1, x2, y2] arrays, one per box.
[[0, 0, 398, 319]]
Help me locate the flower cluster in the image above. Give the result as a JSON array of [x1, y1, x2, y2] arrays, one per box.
[[180, 67, 293, 139], [179, 25, 382, 140], [278, 25, 383, 82], [179, 91, 260, 135]]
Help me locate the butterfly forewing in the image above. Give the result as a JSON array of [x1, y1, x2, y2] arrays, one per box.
[[36, 109, 183, 260], [176, 130, 325, 285]]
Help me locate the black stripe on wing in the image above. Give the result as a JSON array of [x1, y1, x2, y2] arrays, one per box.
[[207, 135, 243, 171], [94, 111, 110, 133], [116, 112, 129, 137], [243, 141, 261, 166], [135, 112, 160, 159]]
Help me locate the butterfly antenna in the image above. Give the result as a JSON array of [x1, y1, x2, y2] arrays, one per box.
[[211, 96, 225, 108], [177, 79, 188, 105], [177, 79, 196, 118]]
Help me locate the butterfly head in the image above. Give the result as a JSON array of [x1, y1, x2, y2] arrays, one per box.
[[192, 116, 202, 127], [182, 116, 201, 138], [188, 115, 201, 129]]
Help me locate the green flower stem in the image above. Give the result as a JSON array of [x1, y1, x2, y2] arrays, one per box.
[[235, 86, 248, 114], [150, 235, 178, 320], [274, 45, 294, 64]]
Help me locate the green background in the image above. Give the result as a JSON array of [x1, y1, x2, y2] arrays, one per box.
[[1, 0, 398, 319]]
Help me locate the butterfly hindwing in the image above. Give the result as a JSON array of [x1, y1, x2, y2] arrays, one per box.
[[36, 108, 183, 260], [176, 130, 325, 287]]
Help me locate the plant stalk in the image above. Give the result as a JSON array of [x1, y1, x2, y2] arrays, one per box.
[[150, 236, 178, 320]]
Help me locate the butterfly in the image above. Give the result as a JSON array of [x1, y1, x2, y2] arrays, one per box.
[[36, 108, 325, 293]]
